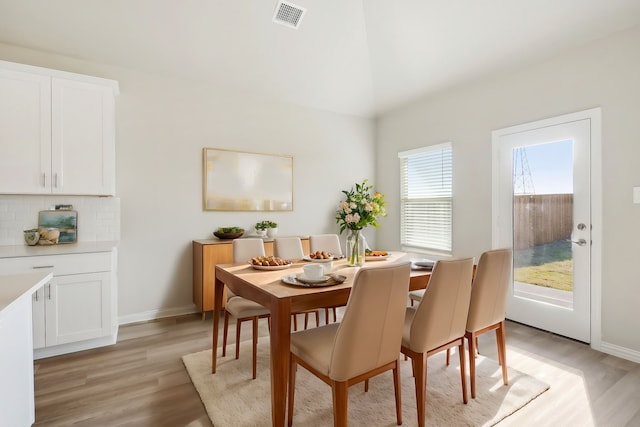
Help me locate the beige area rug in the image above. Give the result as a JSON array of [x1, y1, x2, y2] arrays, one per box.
[[183, 341, 548, 427]]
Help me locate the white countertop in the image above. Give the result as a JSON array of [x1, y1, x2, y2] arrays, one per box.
[[0, 241, 118, 259], [0, 271, 52, 312]]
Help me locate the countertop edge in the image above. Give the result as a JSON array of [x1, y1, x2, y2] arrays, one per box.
[[0, 271, 53, 313], [0, 241, 118, 259]]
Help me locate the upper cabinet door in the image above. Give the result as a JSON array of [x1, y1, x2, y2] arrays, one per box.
[[0, 69, 52, 194], [51, 78, 116, 196]]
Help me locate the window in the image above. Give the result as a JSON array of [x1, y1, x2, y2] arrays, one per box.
[[398, 142, 452, 254]]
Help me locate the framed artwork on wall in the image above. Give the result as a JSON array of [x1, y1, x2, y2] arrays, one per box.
[[203, 148, 293, 211]]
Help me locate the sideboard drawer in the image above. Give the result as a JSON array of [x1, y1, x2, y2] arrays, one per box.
[[0, 252, 112, 276]]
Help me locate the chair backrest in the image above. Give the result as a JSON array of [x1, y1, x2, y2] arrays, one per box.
[[408, 258, 474, 353], [309, 234, 343, 256], [232, 238, 266, 263], [274, 237, 304, 260], [329, 262, 411, 381], [466, 248, 513, 333]]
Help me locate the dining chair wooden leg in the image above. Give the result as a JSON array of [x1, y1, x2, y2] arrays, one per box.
[[292, 314, 298, 331], [304, 312, 309, 329], [458, 339, 468, 404], [222, 311, 230, 357], [332, 381, 349, 427], [446, 348, 451, 366], [497, 321, 508, 385], [287, 356, 297, 427], [315, 310, 320, 327], [392, 359, 403, 425], [412, 352, 428, 427], [235, 319, 242, 359], [467, 331, 478, 398], [252, 317, 258, 379]]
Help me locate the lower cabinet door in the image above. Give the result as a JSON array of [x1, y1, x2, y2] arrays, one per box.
[[32, 286, 46, 349], [45, 272, 111, 346]]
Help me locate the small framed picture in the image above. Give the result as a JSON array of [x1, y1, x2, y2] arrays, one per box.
[[38, 210, 78, 244]]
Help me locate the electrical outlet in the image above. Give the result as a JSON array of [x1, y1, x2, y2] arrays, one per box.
[[634, 187, 640, 204]]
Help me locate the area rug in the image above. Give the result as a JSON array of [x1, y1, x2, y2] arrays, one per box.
[[183, 341, 548, 426]]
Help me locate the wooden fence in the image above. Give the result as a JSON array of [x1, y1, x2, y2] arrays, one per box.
[[513, 194, 573, 249]]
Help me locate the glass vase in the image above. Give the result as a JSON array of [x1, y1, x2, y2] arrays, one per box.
[[346, 229, 366, 267]]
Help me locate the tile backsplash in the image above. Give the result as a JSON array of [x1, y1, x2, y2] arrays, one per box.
[[0, 195, 120, 245]]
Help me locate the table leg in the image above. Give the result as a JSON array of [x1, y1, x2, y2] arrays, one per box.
[[270, 298, 292, 427], [211, 277, 225, 373]]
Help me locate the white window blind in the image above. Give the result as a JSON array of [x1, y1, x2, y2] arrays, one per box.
[[398, 142, 452, 254]]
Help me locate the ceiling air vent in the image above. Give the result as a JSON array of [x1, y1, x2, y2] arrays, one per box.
[[272, 1, 306, 30]]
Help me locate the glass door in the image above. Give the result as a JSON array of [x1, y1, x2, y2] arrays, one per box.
[[493, 116, 591, 343]]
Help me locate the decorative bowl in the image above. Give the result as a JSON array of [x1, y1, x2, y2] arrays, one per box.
[[24, 229, 40, 246], [37, 228, 60, 245], [213, 231, 244, 240]]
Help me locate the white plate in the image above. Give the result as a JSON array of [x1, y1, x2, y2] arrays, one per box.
[[281, 274, 347, 288], [250, 263, 292, 271], [411, 259, 435, 270], [302, 255, 334, 262], [296, 273, 329, 284], [365, 252, 391, 261]]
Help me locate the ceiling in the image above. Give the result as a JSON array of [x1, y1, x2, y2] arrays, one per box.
[[0, 0, 639, 118]]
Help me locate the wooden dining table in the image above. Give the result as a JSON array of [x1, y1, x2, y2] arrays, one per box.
[[211, 251, 432, 427]]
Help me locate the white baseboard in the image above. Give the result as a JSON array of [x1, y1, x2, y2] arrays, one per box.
[[118, 304, 198, 325], [595, 340, 640, 364]]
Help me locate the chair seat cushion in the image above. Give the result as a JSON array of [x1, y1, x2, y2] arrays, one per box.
[[225, 297, 269, 318], [408, 289, 425, 302], [290, 323, 339, 376]]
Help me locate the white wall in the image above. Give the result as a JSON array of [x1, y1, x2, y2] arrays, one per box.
[[375, 27, 640, 357], [0, 43, 376, 323]]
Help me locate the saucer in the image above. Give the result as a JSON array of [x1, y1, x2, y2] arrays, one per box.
[[296, 273, 330, 284]]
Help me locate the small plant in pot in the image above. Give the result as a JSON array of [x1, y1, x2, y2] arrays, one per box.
[[265, 221, 278, 238], [255, 221, 268, 237]]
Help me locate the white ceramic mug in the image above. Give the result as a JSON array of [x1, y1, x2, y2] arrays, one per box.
[[303, 263, 324, 279], [321, 260, 333, 275]]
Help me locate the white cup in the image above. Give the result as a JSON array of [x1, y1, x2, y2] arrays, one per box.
[[321, 260, 333, 275], [303, 264, 324, 279]]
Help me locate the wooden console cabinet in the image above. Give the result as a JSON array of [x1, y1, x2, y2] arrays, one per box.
[[192, 237, 309, 316]]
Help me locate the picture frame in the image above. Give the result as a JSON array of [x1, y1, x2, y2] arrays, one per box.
[[203, 148, 293, 211], [38, 210, 78, 244]]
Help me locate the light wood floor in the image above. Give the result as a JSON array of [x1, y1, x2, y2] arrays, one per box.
[[33, 313, 640, 426]]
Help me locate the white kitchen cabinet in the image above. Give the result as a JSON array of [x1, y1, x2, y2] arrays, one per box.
[[0, 248, 118, 359], [0, 60, 118, 196], [32, 271, 111, 349]]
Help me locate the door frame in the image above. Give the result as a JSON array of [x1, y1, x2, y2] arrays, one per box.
[[491, 107, 602, 348]]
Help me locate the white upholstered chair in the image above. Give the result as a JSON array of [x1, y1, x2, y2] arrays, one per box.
[[465, 248, 512, 398], [274, 236, 320, 330], [287, 262, 411, 427], [274, 236, 305, 260], [222, 238, 270, 379], [309, 234, 343, 257], [309, 234, 343, 324], [400, 257, 474, 427]]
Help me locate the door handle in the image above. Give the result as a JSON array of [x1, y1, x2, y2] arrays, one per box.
[[571, 238, 587, 246]]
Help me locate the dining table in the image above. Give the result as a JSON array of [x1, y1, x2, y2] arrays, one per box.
[[211, 251, 432, 427]]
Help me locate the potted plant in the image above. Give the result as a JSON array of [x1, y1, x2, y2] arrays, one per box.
[[255, 221, 268, 237], [266, 221, 278, 238]]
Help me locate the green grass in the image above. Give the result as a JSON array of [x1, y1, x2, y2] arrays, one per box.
[[513, 240, 573, 292]]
